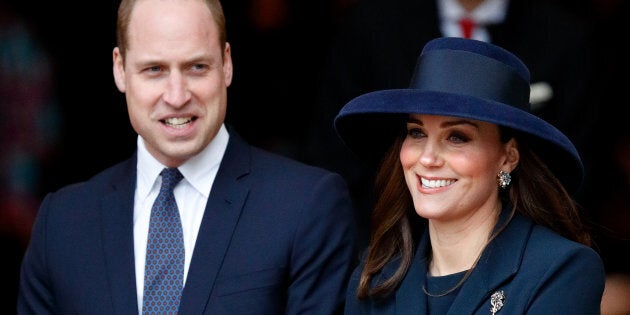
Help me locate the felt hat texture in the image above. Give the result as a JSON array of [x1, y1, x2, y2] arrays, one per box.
[[334, 37, 583, 193]]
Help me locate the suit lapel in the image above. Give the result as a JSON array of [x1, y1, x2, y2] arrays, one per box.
[[179, 131, 251, 314], [100, 156, 140, 314]]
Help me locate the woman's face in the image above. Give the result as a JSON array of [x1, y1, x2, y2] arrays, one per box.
[[400, 114, 518, 224]]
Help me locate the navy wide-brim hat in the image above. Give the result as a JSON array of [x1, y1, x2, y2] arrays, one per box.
[[334, 37, 583, 193]]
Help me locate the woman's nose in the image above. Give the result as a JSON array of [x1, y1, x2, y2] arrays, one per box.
[[419, 139, 443, 167]]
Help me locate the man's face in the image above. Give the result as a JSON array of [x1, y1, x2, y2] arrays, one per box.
[[113, 0, 232, 167]]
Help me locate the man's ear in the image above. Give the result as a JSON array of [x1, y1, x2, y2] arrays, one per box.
[[223, 42, 233, 87], [112, 47, 126, 93]]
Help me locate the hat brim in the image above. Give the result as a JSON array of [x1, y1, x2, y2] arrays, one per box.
[[334, 89, 584, 193]]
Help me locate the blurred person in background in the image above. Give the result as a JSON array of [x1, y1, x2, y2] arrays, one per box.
[[586, 0, 630, 313], [221, 0, 357, 159], [1, 1, 61, 311]]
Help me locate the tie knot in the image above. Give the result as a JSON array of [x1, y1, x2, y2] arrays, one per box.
[[160, 168, 183, 191]]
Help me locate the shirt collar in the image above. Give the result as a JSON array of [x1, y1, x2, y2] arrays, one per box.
[[439, 0, 508, 25], [136, 124, 229, 199]]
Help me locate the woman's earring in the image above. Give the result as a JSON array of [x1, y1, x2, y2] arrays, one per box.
[[497, 170, 511, 189]]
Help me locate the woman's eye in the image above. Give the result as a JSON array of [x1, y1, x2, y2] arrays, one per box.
[[407, 128, 424, 138], [448, 132, 470, 143]]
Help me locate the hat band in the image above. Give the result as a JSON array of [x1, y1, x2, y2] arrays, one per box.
[[410, 49, 530, 111]]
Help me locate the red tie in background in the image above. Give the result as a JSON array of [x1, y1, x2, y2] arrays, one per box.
[[459, 17, 475, 39]]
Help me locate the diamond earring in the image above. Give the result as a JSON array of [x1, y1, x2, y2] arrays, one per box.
[[497, 170, 511, 189]]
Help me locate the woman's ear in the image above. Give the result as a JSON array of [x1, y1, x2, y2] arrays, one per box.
[[503, 138, 520, 172]]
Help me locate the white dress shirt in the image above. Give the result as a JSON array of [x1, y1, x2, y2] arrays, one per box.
[[133, 124, 229, 313]]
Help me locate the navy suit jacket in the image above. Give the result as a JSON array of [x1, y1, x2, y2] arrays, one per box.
[[344, 213, 605, 314], [18, 130, 356, 314]]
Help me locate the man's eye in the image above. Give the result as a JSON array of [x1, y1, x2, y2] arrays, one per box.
[[191, 64, 209, 72]]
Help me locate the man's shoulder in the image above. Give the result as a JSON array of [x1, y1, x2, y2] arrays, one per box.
[[227, 130, 340, 179], [248, 145, 339, 178], [49, 156, 135, 197]]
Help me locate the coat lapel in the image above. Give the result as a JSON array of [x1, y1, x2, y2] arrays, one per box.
[[396, 232, 431, 314], [448, 211, 532, 314], [100, 156, 140, 314], [179, 131, 251, 314], [391, 210, 533, 314]]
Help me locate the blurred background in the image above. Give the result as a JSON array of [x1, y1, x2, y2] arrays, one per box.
[[2, 0, 628, 313]]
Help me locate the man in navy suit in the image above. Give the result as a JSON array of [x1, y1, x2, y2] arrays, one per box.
[[17, 0, 356, 313]]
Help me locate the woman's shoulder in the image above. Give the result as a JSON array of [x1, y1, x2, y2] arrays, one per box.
[[503, 213, 604, 275], [520, 218, 604, 276]]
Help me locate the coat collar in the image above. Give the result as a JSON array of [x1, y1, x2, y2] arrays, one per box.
[[391, 208, 533, 314]]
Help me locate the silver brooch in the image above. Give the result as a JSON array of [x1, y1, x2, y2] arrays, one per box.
[[490, 290, 505, 314]]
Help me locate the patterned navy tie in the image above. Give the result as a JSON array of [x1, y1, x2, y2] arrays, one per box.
[[142, 168, 185, 314]]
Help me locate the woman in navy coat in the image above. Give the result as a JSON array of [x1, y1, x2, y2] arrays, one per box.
[[334, 37, 605, 314]]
